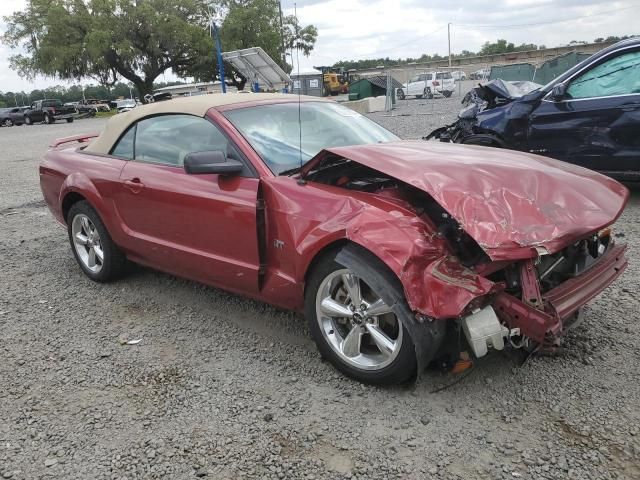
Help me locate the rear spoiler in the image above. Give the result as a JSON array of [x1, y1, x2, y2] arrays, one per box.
[[49, 133, 99, 148]]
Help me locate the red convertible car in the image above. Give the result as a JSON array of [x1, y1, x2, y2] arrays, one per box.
[[40, 94, 628, 384]]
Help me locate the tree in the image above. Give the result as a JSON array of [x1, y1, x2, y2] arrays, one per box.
[[3, 0, 215, 100]]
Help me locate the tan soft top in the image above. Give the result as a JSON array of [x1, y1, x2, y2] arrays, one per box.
[[85, 92, 304, 155]]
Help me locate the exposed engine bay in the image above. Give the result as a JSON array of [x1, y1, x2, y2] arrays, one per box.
[[305, 154, 489, 267], [425, 79, 542, 146]]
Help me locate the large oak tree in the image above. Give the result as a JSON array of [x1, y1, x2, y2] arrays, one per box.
[[3, 0, 317, 98]]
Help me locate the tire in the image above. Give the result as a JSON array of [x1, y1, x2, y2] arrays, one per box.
[[425, 88, 434, 99], [24, 116, 32, 125], [305, 248, 418, 385], [443, 90, 452, 98], [44, 114, 54, 124], [462, 135, 502, 147], [66, 117, 74, 123], [67, 201, 127, 282], [396, 89, 405, 100], [3, 119, 13, 127]]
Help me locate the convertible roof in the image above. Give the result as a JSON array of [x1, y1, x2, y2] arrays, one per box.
[[84, 92, 301, 155]]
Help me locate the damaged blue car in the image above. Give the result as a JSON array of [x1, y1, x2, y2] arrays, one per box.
[[427, 38, 640, 181]]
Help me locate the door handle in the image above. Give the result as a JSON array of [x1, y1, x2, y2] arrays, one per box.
[[123, 178, 144, 194]]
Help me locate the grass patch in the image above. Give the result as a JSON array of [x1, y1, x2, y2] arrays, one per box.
[[95, 110, 117, 118]]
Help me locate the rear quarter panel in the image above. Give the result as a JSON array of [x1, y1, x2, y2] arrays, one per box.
[[40, 148, 127, 240]]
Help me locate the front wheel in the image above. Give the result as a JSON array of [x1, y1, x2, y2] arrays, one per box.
[[66, 117, 74, 123], [67, 201, 127, 282], [3, 119, 13, 127], [396, 89, 405, 100], [24, 116, 32, 125], [443, 90, 452, 98], [44, 114, 54, 124], [305, 250, 418, 384]]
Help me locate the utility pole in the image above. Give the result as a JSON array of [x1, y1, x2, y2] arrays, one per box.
[[212, 21, 226, 93], [278, 1, 286, 66], [448, 23, 452, 68]]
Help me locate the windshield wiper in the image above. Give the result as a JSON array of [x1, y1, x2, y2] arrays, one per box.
[[279, 166, 304, 176]]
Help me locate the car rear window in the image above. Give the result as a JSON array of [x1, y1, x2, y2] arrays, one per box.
[[436, 73, 452, 79], [42, 100, 63, 107]]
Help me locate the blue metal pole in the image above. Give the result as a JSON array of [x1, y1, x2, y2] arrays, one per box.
[[213, 22, 226, 93]]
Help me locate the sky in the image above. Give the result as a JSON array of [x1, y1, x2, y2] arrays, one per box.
[[0, 0, 638, 92]]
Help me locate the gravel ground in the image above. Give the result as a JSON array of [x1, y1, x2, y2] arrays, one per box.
[[1, 104, 639, 480]]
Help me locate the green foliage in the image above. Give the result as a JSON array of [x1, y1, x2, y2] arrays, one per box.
[[3, 0, 214, 99], [332, 36, 636, 71], [0, 81, 184, 107]]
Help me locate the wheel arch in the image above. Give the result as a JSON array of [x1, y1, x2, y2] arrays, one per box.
[[61, 191, 87, 222]]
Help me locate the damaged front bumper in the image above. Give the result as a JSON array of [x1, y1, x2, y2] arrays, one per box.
[[487, 243, 627, 348]]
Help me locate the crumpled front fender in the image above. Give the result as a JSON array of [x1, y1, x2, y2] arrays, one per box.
[[342, 204, 497, 319]]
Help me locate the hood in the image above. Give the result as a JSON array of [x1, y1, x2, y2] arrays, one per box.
[[460, 79, 543, 115], [302, 140, 628, 260]]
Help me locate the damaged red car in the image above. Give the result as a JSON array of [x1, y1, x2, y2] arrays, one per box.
[[40, 94, 629, 384]]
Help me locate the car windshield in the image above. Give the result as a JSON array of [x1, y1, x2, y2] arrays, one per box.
[[436, 72, 452, 79], [224, 101, 399, 175]]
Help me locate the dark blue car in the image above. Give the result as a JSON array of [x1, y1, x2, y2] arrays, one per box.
[[428, 38, 640, 181]]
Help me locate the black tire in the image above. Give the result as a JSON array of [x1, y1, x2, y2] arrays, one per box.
[[67, 201, 127, 282], [2, 119, 13, 127], [44, 114, 54, 124], [305, 248, 418, 385], [66, 117, 74, 123], [24, 116, 32, 125], [396, 89, 405, 100], [443, 90, 452, 98], [462, 135, 502, 147], [425, 88, 434, 99]]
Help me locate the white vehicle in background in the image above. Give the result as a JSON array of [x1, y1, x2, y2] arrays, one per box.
[[451, 70, 467, 81], [115, 99, 137, 113], [470, 68, 491, 81], [396, 71, 455, 100]]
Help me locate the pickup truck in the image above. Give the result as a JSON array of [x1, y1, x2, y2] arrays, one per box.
[[24, 99, 75, 125]]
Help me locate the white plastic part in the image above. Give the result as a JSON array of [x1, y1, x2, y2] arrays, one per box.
[[461, 306, 509, 358]]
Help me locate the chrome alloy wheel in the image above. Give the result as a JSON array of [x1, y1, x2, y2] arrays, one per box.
[[71, 214, 104, 273], [315, 269, 403, 370]]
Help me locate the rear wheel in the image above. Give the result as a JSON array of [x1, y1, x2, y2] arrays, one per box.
[[3, 119, 13, 127], [66, 117, 74, 123], [305, 250, 418, 384], [44, 114, 54, 124], [396, 89, 405, 100], [24, 116, 32, 125], [67, 201, 127, 282], [443, 90, 452, 98]]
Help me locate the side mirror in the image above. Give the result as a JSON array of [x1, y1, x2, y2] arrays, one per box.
[[184, 150, 244, 175], [551, 83, 567, 101]]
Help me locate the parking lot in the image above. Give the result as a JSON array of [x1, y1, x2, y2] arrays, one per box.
[[1, 103, 639, 480]]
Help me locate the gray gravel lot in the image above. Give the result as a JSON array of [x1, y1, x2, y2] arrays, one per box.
[[0, 103, 639, 480]]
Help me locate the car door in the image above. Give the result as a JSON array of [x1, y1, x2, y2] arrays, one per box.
[[110, 113, 262, 294], [29, 102, 43, 122], [528, 47, 640, 173]]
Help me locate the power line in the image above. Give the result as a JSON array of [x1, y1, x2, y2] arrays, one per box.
[[452, 3, 639, 29]]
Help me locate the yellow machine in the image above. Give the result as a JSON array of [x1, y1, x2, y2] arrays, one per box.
[[315, 66, 348, 96]]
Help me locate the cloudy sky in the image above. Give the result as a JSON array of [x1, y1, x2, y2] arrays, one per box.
[[0, 0, 638, 92]]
